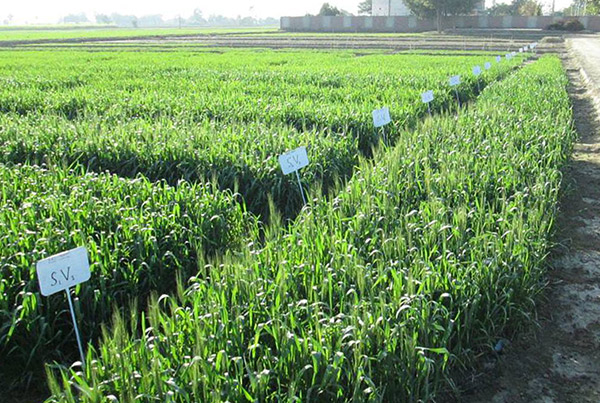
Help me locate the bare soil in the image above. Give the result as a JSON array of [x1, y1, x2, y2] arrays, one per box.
[[1, 31, 562, 53]]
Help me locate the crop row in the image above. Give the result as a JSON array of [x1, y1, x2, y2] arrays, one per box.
[[0, 165, 256, 382], [0, 50, 522, 217], [45, 56, 575, 402]]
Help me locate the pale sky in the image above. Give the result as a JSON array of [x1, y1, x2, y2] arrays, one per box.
[[3, 0, 573, 24], [4, 0, 362, 24]]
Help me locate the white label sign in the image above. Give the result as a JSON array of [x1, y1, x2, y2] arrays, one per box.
[[472, 65, 482, 76], [484, 62, 491, 70], [421, 90, 434, 103], [496, 55, 501, 63], [37, 246, 90, 297], [524, 45, 529, 51], [279, 146, 309, 175], [449, 75, 461, 87], [372, 107, 391, 128], [505, 53, 511, 60], [519, 48, 523, 53]]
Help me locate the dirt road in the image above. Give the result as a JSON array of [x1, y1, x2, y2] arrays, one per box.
[[461, 34, 600, 403]]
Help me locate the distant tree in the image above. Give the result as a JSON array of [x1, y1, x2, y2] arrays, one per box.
[[403, 0, 479, 32], [517, 0, 543, 15], [188, 8, 205, 25], [138, 14, 164, 27], [487, 3, 515, 15], [110, 13, 137, 27], [208, 14, 229, 25], [95, 14, 112, 24], [566, 0, 599, 15], [63, 13, 89, 24], [487, 0, 543, 15], [358, 0, 373, 14], [319, 3, 343, 16]]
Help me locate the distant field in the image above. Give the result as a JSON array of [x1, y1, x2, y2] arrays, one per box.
[[0, 26, 279, 42], [0, 49, 519, 219]]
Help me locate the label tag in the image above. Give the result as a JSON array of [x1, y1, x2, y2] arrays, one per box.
[[484, 62, 491, 70], [505, 53, 511, 60], [519, 48, 523, 53], [496, 55, 501, 63], [421, 90, 434, 103], [372, 107, 391, 128], [279, 146, 309, 175], [37, 246, 90, 297], [449, 75, 461, 87], [472, 65, 482, 76]]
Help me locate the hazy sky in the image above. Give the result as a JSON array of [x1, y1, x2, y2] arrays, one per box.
[[4, 0, 573, 24], [4, 0, 361, 23]]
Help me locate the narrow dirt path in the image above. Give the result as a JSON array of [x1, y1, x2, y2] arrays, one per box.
[[460, 36, 600, 403]]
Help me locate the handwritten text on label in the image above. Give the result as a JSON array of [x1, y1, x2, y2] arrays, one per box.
[[449, 75, 461, 87], [421, 90, 434, 103], [372, 107, 391, 128], [279, 146, 309, 175], [37, 247, 90, 296]]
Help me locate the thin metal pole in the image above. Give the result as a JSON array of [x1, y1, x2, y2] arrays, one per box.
[[295, 170, 306, 206], [427, 102, 432, 117], [476, 79, 481, 93], [66, 288, 85, 369], [382, 126, 387, 146], [455, 88, 460, 108]]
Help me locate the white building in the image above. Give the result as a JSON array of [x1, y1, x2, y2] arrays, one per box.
[[372, 0, 486, 16], [372, 0, 411, 16]]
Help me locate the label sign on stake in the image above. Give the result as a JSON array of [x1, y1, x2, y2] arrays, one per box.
[[279, 146, 309, 205], [496, 55, 501, 63], [421, 90, 434, 116], [505, 53, 511, 60], [472, 66, 482, 93], [449, 76, 461, 107], [519, 48, 523, 53], [37, 246, 90, 369], [484, 62, 491, 70], [372, 107, 391, 128], [421, 90, 434, 103], [37, 246, 90, 296], [449, 75, 461, 87]]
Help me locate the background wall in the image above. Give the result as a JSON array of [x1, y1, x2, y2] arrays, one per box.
[[280, 15, 600, 32]]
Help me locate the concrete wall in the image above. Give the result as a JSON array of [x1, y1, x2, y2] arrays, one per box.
[[280, 15, 600, 32]]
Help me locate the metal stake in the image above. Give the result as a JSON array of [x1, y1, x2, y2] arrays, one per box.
[[65, 288, 85, 369], [295, 170, 306, 206]]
